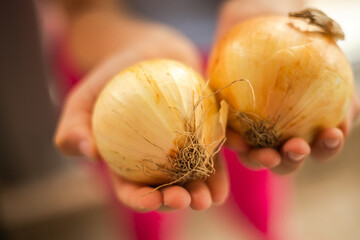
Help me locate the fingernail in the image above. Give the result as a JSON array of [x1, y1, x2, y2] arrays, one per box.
[[79, 140, 93, 159], [323, 138, 340, 149], [287, 152, 306, 161]]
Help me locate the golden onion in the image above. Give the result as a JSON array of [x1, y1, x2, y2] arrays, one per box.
[[92, 59, 228, 185], [208, 9, 354, 147]]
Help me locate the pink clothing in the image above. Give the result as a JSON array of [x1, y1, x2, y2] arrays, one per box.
[[54, 45, 289, 240], [224, 148, 270, 233]]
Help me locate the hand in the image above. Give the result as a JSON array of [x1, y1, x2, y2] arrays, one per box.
[[111, 156, 228, 212], [226, 92, 360, 174], [215, 0, 360, 174], [54, 19, 229, 211]]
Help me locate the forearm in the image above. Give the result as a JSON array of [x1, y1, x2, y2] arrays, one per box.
[[51, 0, 137, 73], [215, 0, 305, 41], [54, 0, 125, 19]]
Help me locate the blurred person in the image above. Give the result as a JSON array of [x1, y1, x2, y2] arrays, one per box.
[[51, 0, 360, 239]]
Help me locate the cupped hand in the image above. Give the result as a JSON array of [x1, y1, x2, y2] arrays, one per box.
[[111, 156, 228, 212], [226, 92, 360, 174], [54, 22, 229, 211]]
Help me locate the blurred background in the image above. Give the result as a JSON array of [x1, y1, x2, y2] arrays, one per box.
[[0, 0, 359, 239]]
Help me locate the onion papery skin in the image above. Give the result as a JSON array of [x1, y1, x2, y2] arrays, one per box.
[[208, 15, 354, 147], [93, 59, 227, 185]]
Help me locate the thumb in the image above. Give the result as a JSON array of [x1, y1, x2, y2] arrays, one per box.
[[54, 49, 146, 160], [54, 86, 100, 160]]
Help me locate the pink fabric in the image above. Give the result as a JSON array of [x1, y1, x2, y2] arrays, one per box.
[[224, 148, 270, 234], [54, 46, 289, 240], [54, 41, 81, 93]]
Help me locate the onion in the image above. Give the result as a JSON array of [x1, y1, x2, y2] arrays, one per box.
[[92, 59, 228, 185], [208, 9, 354, 148]]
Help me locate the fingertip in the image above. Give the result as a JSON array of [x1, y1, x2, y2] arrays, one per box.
[[267, 138, 309, 175], [54, 127, 84, 155], [187, 181, 212, 211], [211, 185, 229, 206], [54, 129, 72, 155], [137, 187, 163, 211], [322, 128, 344, 149], [161, 186, 191, 209], [55, 126, 100, 160], [282, 137, 311, 160], [248, 148, 281, 168], [311, 128, 344, 162]]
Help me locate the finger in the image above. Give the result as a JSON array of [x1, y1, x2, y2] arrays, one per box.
[[225, 129, 250, 154], [186, 180, 212, 211], [241, 148, 281, 169], [159, 185, 191, 210], [206, 156, 229, 205], [311, 128, 344, 162], [272, 138, 310, 175], [111, 172, 163, 212]]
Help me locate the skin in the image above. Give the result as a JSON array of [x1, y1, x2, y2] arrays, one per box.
[[54, 0, 360, 212]]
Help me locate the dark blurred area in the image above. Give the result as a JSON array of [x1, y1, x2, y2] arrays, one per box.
[[0, 0, 64, 185], [0, 1, 118, 240]]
